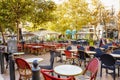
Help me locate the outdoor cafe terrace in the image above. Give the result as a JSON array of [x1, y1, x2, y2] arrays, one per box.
[[0, 40, 120, 80]]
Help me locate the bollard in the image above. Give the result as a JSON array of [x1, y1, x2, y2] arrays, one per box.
[[32, 60, 40, 80], [0, 52, 4, 74], [9, 54, 15, 80]]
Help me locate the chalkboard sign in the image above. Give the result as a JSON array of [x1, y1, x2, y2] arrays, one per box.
[[7, 38, 17, 53]]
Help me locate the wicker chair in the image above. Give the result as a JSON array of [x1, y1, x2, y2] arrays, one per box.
[[15, 58, 32, 80]]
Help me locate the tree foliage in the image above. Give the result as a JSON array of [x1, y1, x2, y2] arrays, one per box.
[[0, 0, 56, 42], [25, 0, 57, 31], [0, 0, 35, 42], [51, 0, 91, 34]]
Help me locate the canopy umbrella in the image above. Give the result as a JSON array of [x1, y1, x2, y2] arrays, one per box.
[[22, 32, 35, 37], [33, 30, 60, 37]]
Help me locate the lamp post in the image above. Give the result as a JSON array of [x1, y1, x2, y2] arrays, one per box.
[[118, 0, 120, 40]]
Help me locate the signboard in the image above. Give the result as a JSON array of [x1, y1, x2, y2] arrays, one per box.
[[7, 38, 17, 53]]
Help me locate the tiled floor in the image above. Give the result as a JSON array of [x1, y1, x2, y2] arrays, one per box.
[[1, 52, 120, 80]]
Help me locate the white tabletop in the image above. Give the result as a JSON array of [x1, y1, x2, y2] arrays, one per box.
[[32, 46, 43, 48], [25, 58, 43, 63], [100, 47, 105, 50], [69, 49, 78, 52], [85, 51, 96, 55], [54, 65, 82, 76], [13, 52, 24, 55], [110, 54, 120, 58]]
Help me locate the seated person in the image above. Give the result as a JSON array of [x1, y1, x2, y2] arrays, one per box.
[[77, 45, 85, 51], [66, 46, 72, 50]]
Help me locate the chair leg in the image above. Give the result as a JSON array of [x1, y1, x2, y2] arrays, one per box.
[[106, 68, 108, 75], [118, 67, 119, 76], [72, 76, 76, 80], [84, 60, 86, 67], [19, 75, 22, 80], [79, 61, 82, 66], [94, 72, 97, 80], [113, 69, 116, 80], [100, 67, 102, 77], [6, 62, 9, 69]]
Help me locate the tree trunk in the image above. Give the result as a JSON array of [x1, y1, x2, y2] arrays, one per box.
[[105, 26, 108, 38], [94, 25, 99, 40], [118, 26, 120, 40], [118, 31, 120, 40], [0, 26, 6, 45], [16, 22, 19, 43]]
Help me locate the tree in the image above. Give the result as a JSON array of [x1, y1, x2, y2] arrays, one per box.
[[117, 11, 120, 39], [90, 0, 116, 39], [89, 0, 104, 40], [51, 0, 91, 34], [0, 0, 56, 43], [0, 0, 34, 42], [0, 1, 16, 44], [25, 0, 57, 31]]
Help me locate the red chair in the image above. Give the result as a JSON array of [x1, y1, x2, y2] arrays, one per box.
[[15, 58, 32, 80], [77, 58, 100, 80], [64, 50, 76, 64], [41, 69, 73, 80]]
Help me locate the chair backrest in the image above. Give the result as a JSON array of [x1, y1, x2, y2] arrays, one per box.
[[112, 50, 120, 54], [100, 54, 115, 66], [64, 50, 72, 58], [66, 46, 72, 50], [49, 50, 55, 68], [41, 69, 72, 80], [107, 43, 112, 46], [83, 58, 100, 80], [89, 46, 95, 51], [15, 58, 31, 69], [77, 50, 90, 60], [94, 48, 104, 58], [77, 46, 85, 51], [101, 45, 108, 50]]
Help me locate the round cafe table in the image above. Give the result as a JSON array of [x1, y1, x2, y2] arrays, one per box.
[[13, 52, 24, 55], [85, 51, 96, 55], [54, 64, 82, 76], [25, 58, 43, 63], [13, 52, 25, 58], [32, 46, 43, 55], [110, 54, 120, 58]]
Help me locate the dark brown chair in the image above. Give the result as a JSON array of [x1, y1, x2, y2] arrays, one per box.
[[77, 50, 90, 67]]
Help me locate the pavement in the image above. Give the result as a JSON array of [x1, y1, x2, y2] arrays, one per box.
[[0, 74, 4, 80], [1, 45, 120, 80]]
